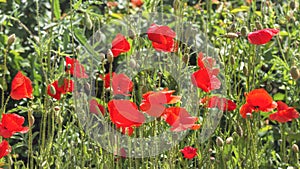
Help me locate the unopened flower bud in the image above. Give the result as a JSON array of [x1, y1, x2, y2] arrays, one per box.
[[225, 32, 239, 39], [226, 137, 233, 144], [85, 13, 93, 30], [99, 53, 105, 62], [241, 26, 248, 37], [76, 46, 81, 54], [107, 49, 114, 63], [290, 66, 299, 80], [129, 58, 136, 68], [54, 106, 60, 111], [29, 114, 35, 127], [255, 21, 263, 30], [50, 85, 56, 95], [292, 144, 299, 153], [237, 125, 244, 137], [7, 34, 16, 46], [216, 136, 224, 147]]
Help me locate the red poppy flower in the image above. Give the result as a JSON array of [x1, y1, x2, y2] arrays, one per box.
[[131, 0, 143, 7], [100, 72, 116, 88], [180, 146, 197, 159], [239, 89, 277, 118], [200, 96, 236, 111], [191, 68, 221, 92], [0, 113, 29, 138], [140, 89, 181, 117], [248, 28, 279, 45], [65, 56, 88, 78], [269, 101, 299, 123], [112, 73, 133, 96], [197, 52, 219, 76], [10, 71, 33, 100], [111, 34, 130, 57], [162, 107, 198, 132], [147, 24, 177, 52], [108, 100, 145, 136], [0, 140, 11, 159], [47, 79, 74, 100], [89, 99, 105, 115]]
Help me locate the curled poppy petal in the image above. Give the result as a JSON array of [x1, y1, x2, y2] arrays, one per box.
[[111, 34, 130, 57], [10, 71, 33, 100], [47, 79, 74, 100], [0, 140, 11, 159], [269, 101, 299, 123], [89, 99, 105, 115], [239, 103, 254, 118], [248, 28, 279, 45], [0, 113, 29, 138], [112, 74, 133, 96], [65, 56, 88, 78], [147, 24, 176, 52], [100, 72, 116, 88], [108, 100, 145, 135], [131, 0, 143, 7], [201, 96, 236, 112], [191, 69, 221, 92]]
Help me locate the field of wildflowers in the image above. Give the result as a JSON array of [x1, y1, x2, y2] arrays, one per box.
[[0, 0, 300, 168]]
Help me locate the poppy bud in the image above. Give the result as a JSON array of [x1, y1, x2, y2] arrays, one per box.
[[243, 65, 248, 76], [128, 29, 136, 39], [230, 56, 235, 65], [210, 157, 215, 161], [129, 58, 136, 68], [76, 46, 81, 54], [241, 26, 248, 37], [107, 49, 114, 63], [292, 144, 299, 153], [255, 21, 263, 30], [85, 13, 93, 30], [182, 54, 189, 64], [99, 53, 105, 62], [225, 32, 239, 39], [54, 106, 60, 111], [29, 114, 35, 127], [237, 125, 243, 137], [7, 34, 16, 46], [228, 24, 236, 32], [216, 136, 224, 147], [49, 85, 56, 95], [226, 137, 233, 144], [290, 66, 299, 80]]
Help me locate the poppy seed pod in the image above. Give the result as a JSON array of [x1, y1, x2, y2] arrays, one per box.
[[225, 33, 239, 39], [216, 137, 224, 147], [290, 66, 299, 80], [241, 26, 248, 37], [292, 144, 299, 153], [7, 34, 16, 46], [107, 49, 114, 63]]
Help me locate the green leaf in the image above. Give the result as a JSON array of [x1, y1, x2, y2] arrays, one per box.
[[53, 0, 61, 20], [230, 6, 249, 13], [279, 31, 289, 36], [273, 93, 285, 101]]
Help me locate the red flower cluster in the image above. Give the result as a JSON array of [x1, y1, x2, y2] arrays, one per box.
[[10, 71, 33, 100], [108, 100, 145, 136], [269, 101, 299, 123], [191, 52, 221, 92], [248, 28, 279, 45], [162, 107, 199, 132], [131, 0, 143, 7], [147, 24, 177, 52], [0, 140, 11, 159], [101, 73, 133, 96], [111, 34, 130, 57], [200, 96, 236, 112], [47, 78, 74, 100], [140, 89, 181, 117], [0, 113, 29, 138], [240, 89, 277, 118], [65, 56, 88, 78], [180, 146, 197, 159], [89, 99, 105, 115]]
